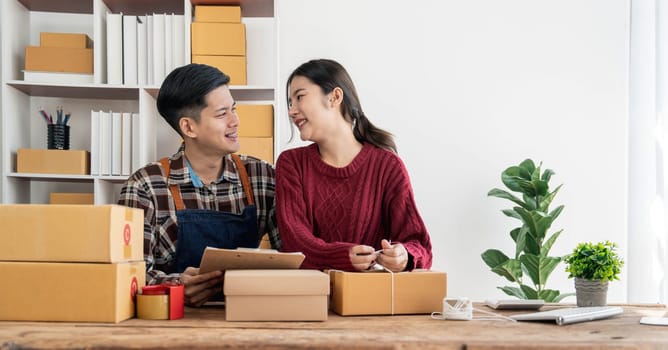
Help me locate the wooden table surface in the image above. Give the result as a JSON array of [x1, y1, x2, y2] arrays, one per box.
[[1, 303, 667, 349]]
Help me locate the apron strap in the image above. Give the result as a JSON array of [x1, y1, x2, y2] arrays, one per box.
[[160, 157, 186, 211], [160, 155, 255, 209], [232, 154, 255, 206]]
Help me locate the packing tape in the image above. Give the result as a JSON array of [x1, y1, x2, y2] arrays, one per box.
[[136, 283, 184, 320], [137, 294, 170, 319], [369, 264, 396, 315], [381, 266, 395, 315]]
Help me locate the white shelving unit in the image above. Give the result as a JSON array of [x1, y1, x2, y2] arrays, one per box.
[[0, 0, 277, 204]]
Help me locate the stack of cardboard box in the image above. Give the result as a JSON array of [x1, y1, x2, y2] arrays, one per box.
[[0, 205, 146, 323], [24, 32, 94, 82], [191, 5, 247, 85], [190, 5, 274, 164]]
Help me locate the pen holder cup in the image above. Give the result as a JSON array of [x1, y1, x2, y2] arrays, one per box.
[[47, 124, 70, 150]]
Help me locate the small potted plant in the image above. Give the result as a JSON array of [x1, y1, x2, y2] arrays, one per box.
[[564, 241, 624, 307]]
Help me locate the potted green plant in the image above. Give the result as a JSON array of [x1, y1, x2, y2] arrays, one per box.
[[482, 159, 571, 302], [564, 241, 624, 306]]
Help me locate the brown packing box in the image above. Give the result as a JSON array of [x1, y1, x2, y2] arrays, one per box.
[[0, 204, 143, 263], [25, 46, 93, 73], [238, 137, 273, 164], [40, 32, 92, 48], [195, 5, 242, 23], [191, 55, 247, 85], [50, 192, 95, 204], [237, 104, 274, 137], [0, 261, 145, 323], [17, 148, 89, 175], [329, 270, 447, 316], [224, 270, 330, 321], [191, 22, 246, 56]]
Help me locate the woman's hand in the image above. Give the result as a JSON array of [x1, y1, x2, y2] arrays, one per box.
[[180, 267, 225, 307], [376, 239, 408, 272], [349, 245, 378, 271]]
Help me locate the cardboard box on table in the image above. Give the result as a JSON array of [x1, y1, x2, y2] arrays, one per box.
[[224, 269, 330, 321], [0, 261, 145, 323], [0, 204, 143, 263], [329, 270, 447, 316]]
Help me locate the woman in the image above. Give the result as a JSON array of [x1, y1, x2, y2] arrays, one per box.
[[276, 59, 432, 272]]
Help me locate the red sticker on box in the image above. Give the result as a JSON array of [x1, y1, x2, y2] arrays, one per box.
[[130, 277, 139, 301], [123, 223, 131, 245]]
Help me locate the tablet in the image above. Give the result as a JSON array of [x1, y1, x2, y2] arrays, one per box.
[[485, 299, 545, 310]]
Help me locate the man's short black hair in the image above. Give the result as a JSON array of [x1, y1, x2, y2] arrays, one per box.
[[156, 64, 231, 136]]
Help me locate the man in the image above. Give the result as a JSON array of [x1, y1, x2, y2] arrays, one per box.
[[118, 64, 280, 306]]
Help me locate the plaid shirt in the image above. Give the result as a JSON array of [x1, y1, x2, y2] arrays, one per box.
[[118, 145, 280, 285]]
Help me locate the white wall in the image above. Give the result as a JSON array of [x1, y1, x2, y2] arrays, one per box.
[[277, 0, 629, 302]]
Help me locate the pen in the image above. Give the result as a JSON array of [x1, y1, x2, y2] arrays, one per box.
[[38, 108, 50, 124], [64, 113, 71, 125]]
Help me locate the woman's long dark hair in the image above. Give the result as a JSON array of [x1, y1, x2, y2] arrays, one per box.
[[286, 59, 397, 153]]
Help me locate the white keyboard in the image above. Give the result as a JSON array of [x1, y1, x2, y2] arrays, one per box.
[[510, 306, 624, 325]]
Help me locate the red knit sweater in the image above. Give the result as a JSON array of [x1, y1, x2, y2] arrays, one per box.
[[275, 143, 432, 271]]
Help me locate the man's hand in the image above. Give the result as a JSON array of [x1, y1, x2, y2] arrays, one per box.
[[180, 267, 224, 307]]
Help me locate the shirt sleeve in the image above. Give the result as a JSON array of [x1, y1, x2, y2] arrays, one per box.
[[383, 156, 433, 270], [118, 173, 180, 285], [275, 151, 355, 271]]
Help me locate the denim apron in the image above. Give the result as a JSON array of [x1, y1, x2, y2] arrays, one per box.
[[160, 155, 260, 273]]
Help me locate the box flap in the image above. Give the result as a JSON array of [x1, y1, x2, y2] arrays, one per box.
[[224, 269, 329, 296]]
